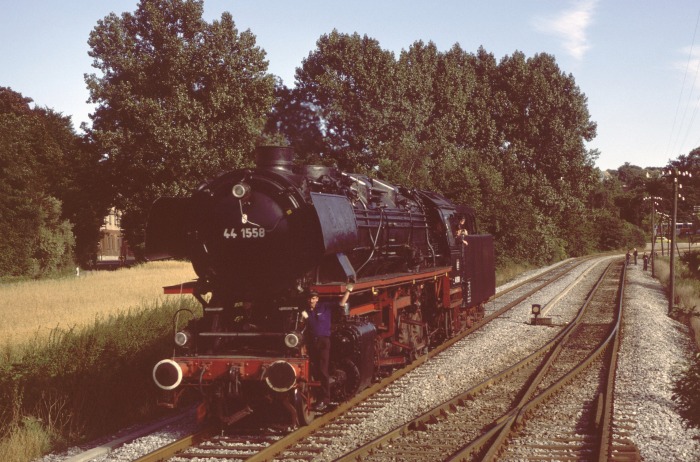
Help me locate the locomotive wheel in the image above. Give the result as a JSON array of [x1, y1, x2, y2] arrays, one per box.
[[476, 302, 485, 320], [410, 310, 427, 358], [335, 359, 361, 400], [398, 308, 428, 360], [430, 312, 449, 346], [295, 383, 315, 426]]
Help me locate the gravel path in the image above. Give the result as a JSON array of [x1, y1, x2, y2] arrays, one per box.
[[36, 256, 700, 462], [614, 262, 700, 461]]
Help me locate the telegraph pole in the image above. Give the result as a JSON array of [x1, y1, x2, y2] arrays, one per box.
[[646, 172, 662, 273], [665, 168, 692, 315], [644, 195, 662, 277], [670, 176, 678, 314]]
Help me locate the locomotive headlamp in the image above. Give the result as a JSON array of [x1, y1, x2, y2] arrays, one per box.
[[346, 283, 354, 292], [284, 331, 303, 348], [231, 182, 251, 199], [174, 330, 192, 347]]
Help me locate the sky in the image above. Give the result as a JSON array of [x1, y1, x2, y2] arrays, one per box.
[[2, 0, 700, 172]]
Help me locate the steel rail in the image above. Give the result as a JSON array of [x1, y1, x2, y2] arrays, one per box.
[[126, 256, 592, 462], [450, 260, 625, 461], [133, 427, 214, 462], [242, 258, 591, 462], [335, 258, 613, 462]]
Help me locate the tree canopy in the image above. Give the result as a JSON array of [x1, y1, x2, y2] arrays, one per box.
[[4, 5, 691, 277], [85, 0, 275, 254], [269, 32, 604, 264], [0, 87, 93, 277]]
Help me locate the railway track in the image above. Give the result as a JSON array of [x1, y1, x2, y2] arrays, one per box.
[[109, 256, 620, 462], [336, 259, 633, 461]]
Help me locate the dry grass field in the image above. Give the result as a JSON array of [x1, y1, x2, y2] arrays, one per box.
[[0, 258, 537, 349], [0, 260, 199, 462], [1, 261, 197, 347]]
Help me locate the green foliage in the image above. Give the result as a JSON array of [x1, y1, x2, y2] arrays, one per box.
[[0, 297, 200, 449], [264, 83, 324, 160], [592, 209, 645, 252], [0, 87, 88, 277], [680, 251, 700, 279], [673, 352, 700, 429], [0, 416, 54, 462], [54, 136, 110, 268], [6, 13, 668, 273], [669, 252, 700, 428], [86, 0, 275, 254], [277, 34, 606, 265], [34, 197, 75, 274], [293, 30, 398, 171], [669, 149, 700, 221], [375, 138, 437, 190]]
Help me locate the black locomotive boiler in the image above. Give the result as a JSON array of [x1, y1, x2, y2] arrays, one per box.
[[147, 146, 495, 426]]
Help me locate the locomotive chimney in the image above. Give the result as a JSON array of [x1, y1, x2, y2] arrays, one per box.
[[255, 146, 294, 173]]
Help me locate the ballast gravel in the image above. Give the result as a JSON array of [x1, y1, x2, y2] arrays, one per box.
[[614, 262, 700, 461], [35, 256, 700, 462]]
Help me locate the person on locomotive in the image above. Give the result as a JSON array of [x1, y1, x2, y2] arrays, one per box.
[[455, 216, 469, 246], [302, 288, 351, 412]]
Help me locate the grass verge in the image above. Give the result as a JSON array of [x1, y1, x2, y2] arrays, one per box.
[[0, 298, 201, 461]]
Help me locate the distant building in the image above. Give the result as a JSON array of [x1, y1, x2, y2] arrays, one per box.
[[98, 208, 134, 263]]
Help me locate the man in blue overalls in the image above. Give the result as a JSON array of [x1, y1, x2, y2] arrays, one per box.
[[303, 288, 351, 412]]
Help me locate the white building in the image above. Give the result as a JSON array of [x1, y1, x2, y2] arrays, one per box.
[[98, 208, 133, 262]]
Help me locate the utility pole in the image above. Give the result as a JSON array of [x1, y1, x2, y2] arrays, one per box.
[[651, 199, 655, 276], [670, 176, 678, 315], [644, 195, 662, 277], [665, 168, 691, 315]]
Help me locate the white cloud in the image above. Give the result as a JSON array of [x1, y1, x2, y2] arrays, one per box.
[[533, 0, 599, 61]]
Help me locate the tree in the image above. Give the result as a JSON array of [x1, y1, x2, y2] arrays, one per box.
[[668, 148, 700, 222], [294, 30, 398, 171], [613, 163, 652, 226], [263, 82, 325, 164], [275, 33, 606, 264], [370, 41, 445, 189], [0, 87, 77, 277], [489, 52, 599, 260], [86, 0, 275, 255], [394, 41, 440, 144], [60, 138, 112, 266], [495, 52, 597, 182], [26, 107, 111, 266]]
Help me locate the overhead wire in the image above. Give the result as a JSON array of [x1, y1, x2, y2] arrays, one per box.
[[679, 51, 700, 151], [666, 8, 700, 159]]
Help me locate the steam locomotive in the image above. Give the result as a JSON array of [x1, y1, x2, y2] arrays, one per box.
[[147, 146, 495, 426]]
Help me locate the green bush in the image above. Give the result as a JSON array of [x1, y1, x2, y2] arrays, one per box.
[[673, 352, 700, 428], [594, 210, 646, 252], [680, 251, 700, 280], [655, 251, 700, 428], [0, 297, 200, 453]]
